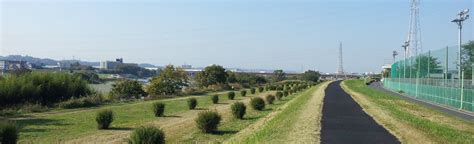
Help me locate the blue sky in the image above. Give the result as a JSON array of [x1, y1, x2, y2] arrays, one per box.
[[1, 0, 473, 73]]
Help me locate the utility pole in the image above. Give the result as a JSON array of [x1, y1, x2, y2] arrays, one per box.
[[451, 9, 469, 83]]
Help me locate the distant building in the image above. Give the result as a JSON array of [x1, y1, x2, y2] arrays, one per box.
[[0, 60, 31, 74], [100, 58, 124, 69], [181, 64, 192, 69]]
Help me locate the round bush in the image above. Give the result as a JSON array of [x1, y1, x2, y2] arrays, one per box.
[[187, 98, 197, 110], [240, 90, 247, 97], [258, 87, 264, 92], [0, 121, 18, 144], [250, 97, 265, 111], [96, 109, 114, 129], [228, 91, 235, 100], [266, 95, 275, 104], [129, 126, 165, 144], [195, 111, 221, 133], [231, 102, 246, 119], [275, 91, 283, 100], [283, 91, 289, 97], [250, 88, 256, 94], [211, 95, 219, 104], [152, 102, 165, 117]]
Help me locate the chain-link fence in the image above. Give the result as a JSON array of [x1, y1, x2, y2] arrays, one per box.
[[383, 45, 474, 112]]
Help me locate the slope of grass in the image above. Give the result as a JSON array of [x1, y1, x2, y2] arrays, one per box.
[[14, 90, 251, 143], [343, 80, 474, 144], [228, 83, 324, 143]]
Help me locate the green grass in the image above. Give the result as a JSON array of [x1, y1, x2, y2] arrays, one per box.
[[89, 81, 116, 94], [177, 86, 318, 143], [344, 80, 474, 144], [15, 90, 248, 143], [234, 85, 319, 143]]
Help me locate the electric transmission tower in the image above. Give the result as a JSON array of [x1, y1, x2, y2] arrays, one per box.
[[406, 0, 422, 57], [403, 0, 422, 78], [336, 42, 346, 80]]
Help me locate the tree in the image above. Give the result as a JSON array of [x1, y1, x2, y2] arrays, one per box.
[[461, 41, 474, 79], [146, 65, 188, 96], [233, 73, 267, 87], [226, 71, 238, 83], [272, 70, 286, 82], [301, 70, 321, 82], [196, 65, 228, 87], [412, 55, 441, 78], [73, 71, 101, 84], [110, 79, 147, 100]]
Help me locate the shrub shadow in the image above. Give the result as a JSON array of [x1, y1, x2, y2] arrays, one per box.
[[243, 116, 261, 121], [163, 115, 181, 118], [211, 130, 239, 135], [262, 108, 274, 111]]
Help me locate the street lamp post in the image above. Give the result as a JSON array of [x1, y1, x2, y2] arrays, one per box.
[[402, 41, 410, 79], [451, 9, 469, 82]]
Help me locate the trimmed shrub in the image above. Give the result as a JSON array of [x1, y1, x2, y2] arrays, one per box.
[[275, 91, 283, 100], [96, 109, 114, 129], [283, 91, 289, 97], [230, 102, 246, 119], [240, 90, 247, 97], [187, 98, 197, 110], [250, 97, 265, 111], [266, 95, 275, 104], [250, 88, 256, 94], [0, 121, 18, 144], [152, 102, 165, 117], [228, 91, 235, 100], [211, 95, 219, 104], [129, 126, 165, 144], [258, 87, 264, 92], [195, 111, 221, 133]]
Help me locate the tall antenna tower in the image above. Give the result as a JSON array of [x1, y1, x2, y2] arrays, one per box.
[[336, 42, 346, 79], [406, 0, 422, 57]]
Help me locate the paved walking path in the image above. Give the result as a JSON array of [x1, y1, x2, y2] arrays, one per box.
[[320, 81, 400, 144]]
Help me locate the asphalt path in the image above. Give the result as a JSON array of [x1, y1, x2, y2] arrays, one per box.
[[320, 81, 400, 144]]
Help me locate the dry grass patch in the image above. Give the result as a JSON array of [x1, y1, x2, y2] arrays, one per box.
[[342, 80, 474, 144]]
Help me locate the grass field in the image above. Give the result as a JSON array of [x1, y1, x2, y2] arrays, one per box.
[[14, 90, 259, 143], [343, 80, 474, 144], [227, 81, 329, 143], [12, 84, 319, 143], [89, 81, 115, 94]]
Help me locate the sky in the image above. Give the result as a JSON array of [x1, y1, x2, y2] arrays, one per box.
[[1, 0, 473, 73]]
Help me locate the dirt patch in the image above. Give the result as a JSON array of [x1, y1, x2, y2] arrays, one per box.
[[341, 81, 433, 144]]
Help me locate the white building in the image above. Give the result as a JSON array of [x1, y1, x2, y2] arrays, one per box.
[[0, 60, 31, 74]]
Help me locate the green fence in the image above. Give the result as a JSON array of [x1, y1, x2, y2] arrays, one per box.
[[384, 78, 473, 112], [383, 45, 474, 112]]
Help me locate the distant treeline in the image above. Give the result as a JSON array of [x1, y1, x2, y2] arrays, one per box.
[[0, 72, 92, 107]]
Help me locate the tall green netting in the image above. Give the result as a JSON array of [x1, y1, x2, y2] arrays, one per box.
[[384, 46, 474, 112]]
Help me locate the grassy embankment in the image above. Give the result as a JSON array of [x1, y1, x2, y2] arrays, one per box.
[[342, 80, 474, 144], [14, 89, 261, 143], [175, 84, 322, 143], [227, 81, 329, 143]]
